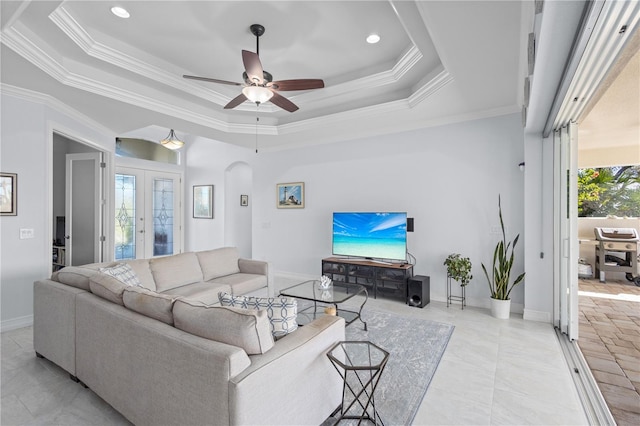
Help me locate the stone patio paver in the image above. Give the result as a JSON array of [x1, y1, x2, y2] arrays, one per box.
[[578, 278, 640, 426]]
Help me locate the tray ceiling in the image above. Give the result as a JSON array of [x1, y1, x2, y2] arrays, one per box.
[[1, 1, 528, 150]]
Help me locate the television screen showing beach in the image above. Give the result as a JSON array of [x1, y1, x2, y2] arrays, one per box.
[[332, 212, 407, 261]]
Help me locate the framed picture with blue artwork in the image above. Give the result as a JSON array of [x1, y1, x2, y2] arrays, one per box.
[[276, 182, 304, 209]]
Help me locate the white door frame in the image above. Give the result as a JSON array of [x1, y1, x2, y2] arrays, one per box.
[[65, 152, 104, 266], [553, 123, 579, 340]]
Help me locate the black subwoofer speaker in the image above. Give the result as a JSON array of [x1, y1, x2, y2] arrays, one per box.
[[407, 275, 430, 308]]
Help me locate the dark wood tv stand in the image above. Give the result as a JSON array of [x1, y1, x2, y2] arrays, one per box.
[[321, 257, 414, 302]]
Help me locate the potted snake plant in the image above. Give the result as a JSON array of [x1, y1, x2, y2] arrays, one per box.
[[481, 195, 525, 319]]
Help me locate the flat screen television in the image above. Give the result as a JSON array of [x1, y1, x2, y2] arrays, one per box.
[[332, 212, 407, 261]]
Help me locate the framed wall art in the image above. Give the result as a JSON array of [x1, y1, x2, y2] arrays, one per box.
[[193, 185, 213, 219], [240, 194, 249, 206], [276, 182, 304, 209], [0, 173, 17, 216]]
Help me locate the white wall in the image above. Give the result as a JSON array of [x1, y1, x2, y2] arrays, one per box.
[[183, 137, 256, 253], [0, 92, 534, 326], [224, 162, 252, 258], [252, 113, 526, 309], [522, 133, 555, 322], [0, 91, 115, 330]]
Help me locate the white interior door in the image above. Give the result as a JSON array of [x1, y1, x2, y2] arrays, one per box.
[[115, 167, 181, 260], [65, 152, 104, 266], [554, 123, 579, 340]]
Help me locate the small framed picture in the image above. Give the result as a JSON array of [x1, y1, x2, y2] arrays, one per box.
[[240, 194, 249, 206], [277, 182, 304, 209], [0, 173, 17, 216], [193, 185, 213, 219]]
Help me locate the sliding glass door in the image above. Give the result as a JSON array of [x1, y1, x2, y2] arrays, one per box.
[[554, 123, 579, 340]]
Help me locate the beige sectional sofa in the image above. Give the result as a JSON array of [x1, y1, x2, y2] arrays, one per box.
[[33, 247, 345, 425]]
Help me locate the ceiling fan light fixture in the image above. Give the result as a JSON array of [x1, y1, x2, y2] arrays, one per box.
[[160, 129, 184, 150], [366, 34, 381, 44], [110, 6, 130, 19], [242, 86, 273, 104]]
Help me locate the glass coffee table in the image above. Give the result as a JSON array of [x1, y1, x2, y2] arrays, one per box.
[[279, 280, 368, 330]]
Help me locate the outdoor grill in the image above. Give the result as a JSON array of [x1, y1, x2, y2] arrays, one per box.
[[594, 227, 639, 282]]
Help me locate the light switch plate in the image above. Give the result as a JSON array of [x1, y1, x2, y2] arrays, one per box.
[[20, 228, 35, 239]]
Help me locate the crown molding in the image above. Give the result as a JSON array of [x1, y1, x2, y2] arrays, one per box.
[[1, 83, 115, 136], [48, 7, 230, 107], [408, 66, 453, 107], [2, 25, 67, 82]]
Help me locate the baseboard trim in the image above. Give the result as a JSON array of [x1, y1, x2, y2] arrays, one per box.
[[556, 328, 615, 425], [1, 315, 33, 332], [523, 309, 551, 322]]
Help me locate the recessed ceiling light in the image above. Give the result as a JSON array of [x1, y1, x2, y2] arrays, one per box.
[[366, 34, 381, 44], [111, 6, 130, 19]]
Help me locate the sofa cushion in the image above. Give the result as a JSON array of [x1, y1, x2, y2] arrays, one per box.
[[52, 266, 102, 291], [123, 286, 179, 325], [161, 282, 232, 305], [173, 299, 274, 355], [218, 292, 298, 338], [100, 263, 142, 287], [210, 273, 267, 295], [150, 252, 203, 292], [122, 259, 156, 291], [89, 273, 133, 305], [196, 247, 240, 281]]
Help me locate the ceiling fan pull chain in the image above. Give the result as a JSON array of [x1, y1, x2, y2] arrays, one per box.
[[255, 104, 260, 153]]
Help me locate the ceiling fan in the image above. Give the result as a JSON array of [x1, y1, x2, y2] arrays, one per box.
[[183, 24, 324, 113]]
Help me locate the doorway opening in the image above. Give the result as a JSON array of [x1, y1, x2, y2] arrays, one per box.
[[51, 132, 106, 271]]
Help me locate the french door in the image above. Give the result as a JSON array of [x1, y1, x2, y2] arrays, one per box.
[[114, 167, 181, 260]]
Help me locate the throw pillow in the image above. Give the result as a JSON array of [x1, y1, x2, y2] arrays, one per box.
[[218, 292, 298, 338], [99, 263, 141, 287]]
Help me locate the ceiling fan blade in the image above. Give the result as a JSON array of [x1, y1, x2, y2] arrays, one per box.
[[269, 91, 299, 112], [183, 75, 242, 86], [269, 79, 325, 91], [242, 50, 264, 85], [224, 93, 248, 109]]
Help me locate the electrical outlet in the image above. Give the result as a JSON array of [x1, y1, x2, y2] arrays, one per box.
[[490, 226, 501, 235], [20, 228, 35, 239]]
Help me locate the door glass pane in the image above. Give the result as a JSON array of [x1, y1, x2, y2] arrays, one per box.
[[153, 178, 174, 256], [115, 174, 136, 260]]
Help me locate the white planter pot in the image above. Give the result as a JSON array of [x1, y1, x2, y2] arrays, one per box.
[[490, 298, 511, 319]]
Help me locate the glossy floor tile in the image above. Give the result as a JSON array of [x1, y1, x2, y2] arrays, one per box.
[[1, 294, 589, 425]]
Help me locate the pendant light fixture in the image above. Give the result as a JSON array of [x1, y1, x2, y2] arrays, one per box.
[[160, 129, 184, 150]]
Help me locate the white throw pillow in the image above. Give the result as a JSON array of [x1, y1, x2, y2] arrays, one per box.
[[218, 292, 298, 338], [100, 263, 142, 287]]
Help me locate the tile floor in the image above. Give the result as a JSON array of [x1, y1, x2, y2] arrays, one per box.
[[578, 277, 640, 426], [1, 293, 589, 425]]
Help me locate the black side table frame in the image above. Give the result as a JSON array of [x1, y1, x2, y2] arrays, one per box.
[[327, 341, 390, 425]]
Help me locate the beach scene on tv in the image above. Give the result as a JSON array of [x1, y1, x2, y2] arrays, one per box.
[[332, 212, 407, 261]]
